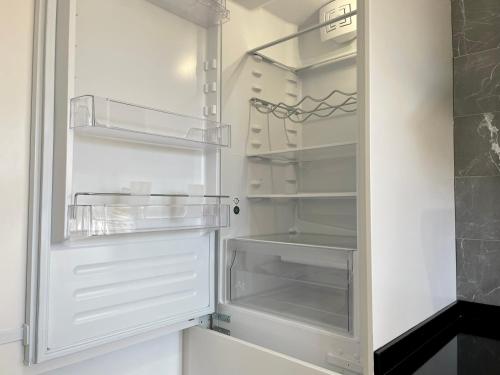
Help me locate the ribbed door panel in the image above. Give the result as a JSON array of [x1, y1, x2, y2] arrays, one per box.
[[47, 235, 212, 350]]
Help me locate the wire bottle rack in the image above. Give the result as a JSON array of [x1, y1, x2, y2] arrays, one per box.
[[250, 89, 357, 124]]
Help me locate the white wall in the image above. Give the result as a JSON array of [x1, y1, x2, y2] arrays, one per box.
[[0, 0, 34, 366], [0, 1, 181, 374], [0, 0, 33, 338], [366, 0, 456, 350]]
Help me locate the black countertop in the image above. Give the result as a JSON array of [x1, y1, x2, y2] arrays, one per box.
[[375, 301, 500, 375], [413, 333, 500, 374]]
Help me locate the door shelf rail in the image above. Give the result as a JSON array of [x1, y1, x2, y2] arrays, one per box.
[[72, 192, 230, 204], [70, 95, 231, 150], [67, 192, 230, 238]]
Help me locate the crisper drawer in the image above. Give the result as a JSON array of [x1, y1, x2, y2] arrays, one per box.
[[227, 236, 354, 333]]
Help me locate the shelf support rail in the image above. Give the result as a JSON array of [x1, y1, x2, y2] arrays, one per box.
[[248, 9, 358, 54]]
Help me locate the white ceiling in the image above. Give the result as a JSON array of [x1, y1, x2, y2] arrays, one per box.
[[231, 0, 330, 25]]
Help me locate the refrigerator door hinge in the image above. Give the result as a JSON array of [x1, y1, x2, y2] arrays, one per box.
[[211, 313, 231, 336], [22, 324, 30, 346], [212, 326, 231, 336], [211, 313, 231, 323], [197, 315, 211, 329]]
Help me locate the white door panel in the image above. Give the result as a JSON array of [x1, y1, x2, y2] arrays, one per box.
[[47, 236, 212, 350]]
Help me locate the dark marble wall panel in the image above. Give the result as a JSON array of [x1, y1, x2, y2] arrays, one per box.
[[454, 112, 500, 176], [457, 239, 500, 305], [452, 0, 500, 57], [453, 0, 500, 306], [454, 47, 500, 116], [455, 177, 500, 240]]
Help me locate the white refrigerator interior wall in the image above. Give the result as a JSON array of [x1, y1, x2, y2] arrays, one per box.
[[220, 0, 358, 243], [73, 0, 205, 114], [220, 1, 298, 239], [69, 0, 209, 210], [214, 1, 361, 371], [367, 0, 456, 349]]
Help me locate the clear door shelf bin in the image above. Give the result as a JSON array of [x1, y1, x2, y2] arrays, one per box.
[[70, 95, 231, 150], [247, 142, 357, 162], [67, 193, 230, 238]]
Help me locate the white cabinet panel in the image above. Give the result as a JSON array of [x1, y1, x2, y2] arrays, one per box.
[[183, 327, 341, 375], [366, 0, 455, 349]]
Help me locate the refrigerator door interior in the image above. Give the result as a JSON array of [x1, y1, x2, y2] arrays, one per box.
[[28, 0, 228, 363]]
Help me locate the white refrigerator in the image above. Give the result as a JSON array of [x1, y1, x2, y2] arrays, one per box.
[[22, 1, 455, 374]]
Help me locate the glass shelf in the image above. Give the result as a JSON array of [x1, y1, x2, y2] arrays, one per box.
[[247, 192, 357, 199], [252, 50, 357, 74], [247, 142, 357, 162], [146, 0, 229, 28], [233, 233, 357, 252], [67, 193, 230, 238], [70, 95, 231, 150]]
